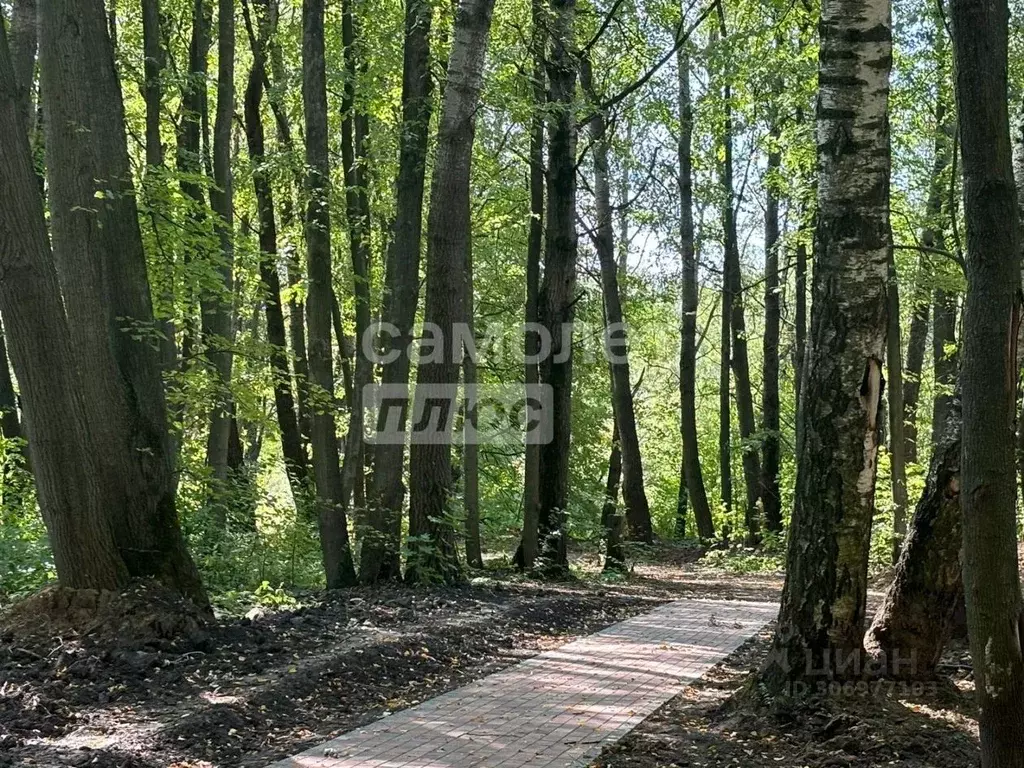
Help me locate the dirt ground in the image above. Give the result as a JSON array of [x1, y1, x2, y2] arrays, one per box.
[[1, 546, 981, 768], [593, 626, 980, 768]]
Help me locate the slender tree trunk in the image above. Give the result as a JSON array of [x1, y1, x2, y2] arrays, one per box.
[[865, 399, 962, 678], [719, 261, 732, 526], [340, 0, 372, 513], [302, 0, 357, 588], [761, 119, 782, 534], [361, 0, 433, 583], [0, 323, 23, 443], [902, 269, 929, 466], [905, 100, 950, 465], [887, 253, 909, 561], [406, 0, 495, 584], [602, 422, 625, 571], [717, 3, 760, 540], [580, 56, 652, 545], [0, 24, 127, 589], [795, 237, 808, 409], [519, 0, 545, 570], [520, 0, 545, 569], [536, 0, 577, 574], [758, 0, 891, 692], [202, 0, 235, 503], [242, 0, 308, 498], [463, 238, 483, 569], [676, 45, 712, 541], [932, 287, 958, 447], [950, 0, 1024, 762]]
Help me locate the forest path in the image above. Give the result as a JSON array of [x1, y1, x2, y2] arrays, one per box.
[[268, 597, 778, 768]]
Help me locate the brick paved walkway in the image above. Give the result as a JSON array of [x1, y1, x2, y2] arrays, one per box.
[[269, 598, 777, 768]]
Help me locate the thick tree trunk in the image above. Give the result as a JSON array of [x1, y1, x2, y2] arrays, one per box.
[[717, 5, 760, 541], [406, 0, 495, 584], [887, 254, 909, 562], [361, 0, 432, 583], [759, 0, 891, 692], [38, 0, 207, 606], [761, 122, 782, 534], [536, 0, 577, 574], [519, 0, 545, 570], [203, 0, 235, 502], [580, 57, 652, 545], [865, 400, 962, 678], [340, 0, 372, 514], [0, 26, 127, 589], [242, 1, 309, 499], [949, 0, 1024, 762], [302, 0, 357, 588]]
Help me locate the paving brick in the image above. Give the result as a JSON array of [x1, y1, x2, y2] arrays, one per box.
[[268, 598, 776, 768]]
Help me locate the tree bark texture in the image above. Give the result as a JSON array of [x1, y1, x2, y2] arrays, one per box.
[[302, 0, 357, 588], [406, 0, 495, 584], [761, 0, 891, 691], [949, 0, 1024, 762]]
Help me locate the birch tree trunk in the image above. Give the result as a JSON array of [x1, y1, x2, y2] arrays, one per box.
[[760, 0, 891, 691], [406, 0, 496, 584], [302, 0, 357, 588], [949, 0, 1024, 761]]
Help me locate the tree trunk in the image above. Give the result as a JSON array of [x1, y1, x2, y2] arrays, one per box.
[[865, 400, 962, 678], [761, 118, 782, 534], [361, 0, 433, 584], [759, 0, 891, 692], [580, 56, 652, 545], [0, 323, 23, 443], [717, 4, 760, 541], [536, 0, 577, 574], [406, 0, 495, 584], [0, 23, 126, 589], [949, 0, 1024, 762], [932, 287, 958, 448], [203, 0, 235, 504], [887, 253, 909, 562], [38, 0, 207, 606], [463, 238, 483, 570], [9, 0, 37, 131], [519, 0, 545, 570], [719, 263, 732, 526], [242, 0, 309, 498], [905, 99, 950, 465], [340, 0, 372, 514], [602, 422, 625, 572], [302, 0, 357, 588], [795, 238, 808, 410]]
